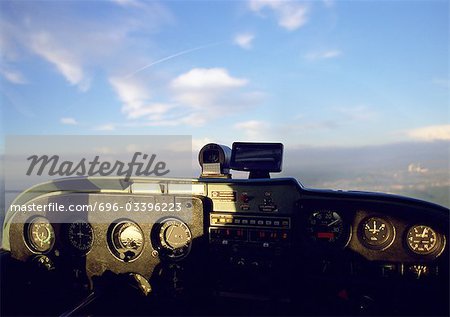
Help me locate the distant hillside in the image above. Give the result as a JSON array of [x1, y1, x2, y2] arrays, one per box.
[[282, 141, 449, 207]]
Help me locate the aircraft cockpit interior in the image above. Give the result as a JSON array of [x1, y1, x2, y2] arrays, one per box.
[[1, 142, 448, 316]]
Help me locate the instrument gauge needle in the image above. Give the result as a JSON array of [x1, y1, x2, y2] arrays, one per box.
[[327, 219, 339, 227]]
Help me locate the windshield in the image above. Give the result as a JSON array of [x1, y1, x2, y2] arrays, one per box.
[[1, 0, 449, 216]]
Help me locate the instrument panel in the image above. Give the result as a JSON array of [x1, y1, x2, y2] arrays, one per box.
[[9, 179, 448, 270], [3, 177, 449, 316], [8, 180, 447, 262]]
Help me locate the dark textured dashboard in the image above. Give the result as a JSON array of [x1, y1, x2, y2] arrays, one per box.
[[2, 177, 449, 315]]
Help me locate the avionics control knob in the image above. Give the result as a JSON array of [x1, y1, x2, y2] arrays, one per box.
[[33, 255, 55, 271], [240, 193, 250, 203]]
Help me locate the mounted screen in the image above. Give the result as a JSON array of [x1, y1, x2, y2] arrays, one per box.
[[230, 142, 283, 172]]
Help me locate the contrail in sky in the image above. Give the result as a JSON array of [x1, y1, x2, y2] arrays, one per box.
[[124, 42, 224, 79]]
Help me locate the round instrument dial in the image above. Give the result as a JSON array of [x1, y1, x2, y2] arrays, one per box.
[[156, 218, 192, 260], [109, 221, 144, 262], [27, 217, 55, 253], [407, 225, 438, 255], [68, 221, 94, 254], [307, 210, 349, 247], [360, 216, 394, 249]]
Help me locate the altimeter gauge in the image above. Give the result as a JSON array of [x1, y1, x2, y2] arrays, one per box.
[[108, 220, 144, 262]]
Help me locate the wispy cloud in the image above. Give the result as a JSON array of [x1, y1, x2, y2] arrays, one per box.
[[408, 125, 450, 141], [109, 76, 172, 120], [1, 68, 27, 84], [111, 0, 143, 8], [304, 49, 342, 60], [29, 32, 89, 91], [322, 0, 335, 8], [234, 33, 255, 50], [60, 117, 78, 125], [334, 105, 377, 122], [248, 0, 309, 31], [124, 42, 222, 79], [432, 78, 450, 89], [1, 1, 173, 92]]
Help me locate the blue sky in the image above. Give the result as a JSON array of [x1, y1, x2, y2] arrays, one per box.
[[1, 0, 449, 150]]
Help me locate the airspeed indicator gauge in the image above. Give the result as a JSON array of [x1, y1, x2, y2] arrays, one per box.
[[407, 225, 439, 255]]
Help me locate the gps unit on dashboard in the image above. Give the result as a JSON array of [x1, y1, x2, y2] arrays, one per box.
[[230, 142, 283, 179]]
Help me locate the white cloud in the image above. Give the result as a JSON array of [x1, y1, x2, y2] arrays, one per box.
[[94, 123, 116, 131], [408, 125, 450, 141], [248, 0, 309, 31], [170, 68, 254, 126], [109, 76, 175, 120], [305, 49, 342, 60], [29, 32, 89, 91], [234, 33, 255, 50], [60, 117, 78, 125], [109, 67, 261, 128], [171, 68, 248, 90], [109, 77, 150, 109], [234, 120, 268, 140], [1, 68, 27, 84]]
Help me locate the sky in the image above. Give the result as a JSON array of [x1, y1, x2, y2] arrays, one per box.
[[0, 0, 449, 150], [1, 0, 449, 247]]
